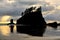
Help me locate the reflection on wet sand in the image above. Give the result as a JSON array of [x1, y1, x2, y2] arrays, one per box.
[[0, 25, 16, 36], [1, 26, 60, 40]]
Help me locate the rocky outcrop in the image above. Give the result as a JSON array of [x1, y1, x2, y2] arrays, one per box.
[[16, 7, 46, 36]]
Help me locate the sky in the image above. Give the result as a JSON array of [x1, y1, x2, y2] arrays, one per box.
[[0, 0, 60, 22]]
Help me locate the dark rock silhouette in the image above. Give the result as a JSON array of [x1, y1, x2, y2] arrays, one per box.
[[16, 6, 46, 36], [47, 22, 58, 29], [8, 19, 15, 33]]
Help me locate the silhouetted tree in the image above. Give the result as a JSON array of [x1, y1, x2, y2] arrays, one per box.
[[24, 7, 36, 14]]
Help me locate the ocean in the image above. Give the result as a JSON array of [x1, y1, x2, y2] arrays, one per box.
[[0, 25, 60, 40]]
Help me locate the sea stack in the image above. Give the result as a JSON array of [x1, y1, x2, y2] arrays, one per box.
[[16, 6, 46, 36]]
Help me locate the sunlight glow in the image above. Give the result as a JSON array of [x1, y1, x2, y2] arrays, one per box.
[[1, 15, 11, 22], [0, 15, 16, 36], [0, 25, 16, 36], [6, 0, 15, 4], [0, 26, 10, 36], [56, 6, 60, 9]]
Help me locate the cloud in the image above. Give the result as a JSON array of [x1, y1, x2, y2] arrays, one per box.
[[42, 6, 55, 12], [0, 0, 56, 21], [46, 0, 60, 5], [0, 0, 53, 15], [44, 9, 60, 21]]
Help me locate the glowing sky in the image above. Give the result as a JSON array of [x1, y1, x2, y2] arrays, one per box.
[[1, 15, 11, 22], [0, 0, 60, 22], [6, 0, 15, 4]]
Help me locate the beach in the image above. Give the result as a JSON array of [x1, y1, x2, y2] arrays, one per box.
[[0, 25, 60, 40]]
